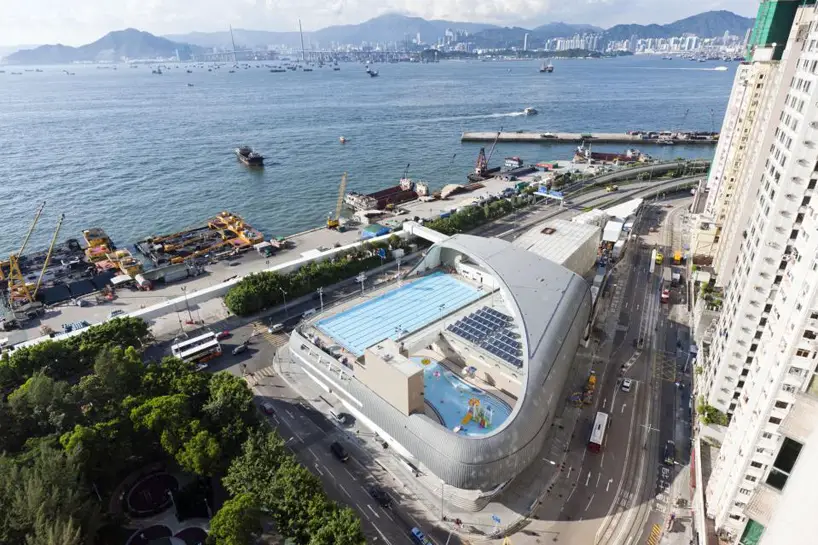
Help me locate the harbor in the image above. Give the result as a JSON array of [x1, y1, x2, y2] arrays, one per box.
[[461, 130, 720, 145]]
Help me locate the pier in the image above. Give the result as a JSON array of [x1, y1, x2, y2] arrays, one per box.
[[460, 131, 720, 145]]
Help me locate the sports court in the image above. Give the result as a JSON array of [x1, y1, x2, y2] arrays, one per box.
[[316, 272, 482, 355]]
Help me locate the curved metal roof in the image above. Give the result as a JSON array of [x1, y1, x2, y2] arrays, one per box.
[[291, 234, 592, 490]]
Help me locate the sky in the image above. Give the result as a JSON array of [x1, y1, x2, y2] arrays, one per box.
[[0, 0, 757, 46]]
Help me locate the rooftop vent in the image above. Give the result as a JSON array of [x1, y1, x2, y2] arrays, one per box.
[[541, 227, 557, 235]]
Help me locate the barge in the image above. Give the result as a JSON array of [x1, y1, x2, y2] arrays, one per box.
[[235, 146, 264, 167], [136, 212, 264, 266], [344, 177, 429, 211], [573, 145, 651, 165]]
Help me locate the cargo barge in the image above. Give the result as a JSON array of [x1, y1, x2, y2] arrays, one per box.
[[135, 211, 264, 266], [344, 177, 429, 211], [573, 145, 651, 165]]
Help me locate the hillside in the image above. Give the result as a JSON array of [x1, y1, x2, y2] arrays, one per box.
[[5, 29, 203, 64], [606, 10, 754, 41]]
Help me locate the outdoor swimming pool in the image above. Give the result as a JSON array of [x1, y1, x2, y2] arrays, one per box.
[[316, 272, 482, 355], [417, 358, 512, 436]]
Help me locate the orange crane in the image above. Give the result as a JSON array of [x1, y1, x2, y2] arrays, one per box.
[[0, 201, 45, 282]]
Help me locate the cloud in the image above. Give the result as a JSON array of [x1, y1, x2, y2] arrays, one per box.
[[0, 0, 756, 46]]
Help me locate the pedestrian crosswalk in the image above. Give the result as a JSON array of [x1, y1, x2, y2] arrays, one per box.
[[252, 321, 289, 349], [646, 523, 662, 545]]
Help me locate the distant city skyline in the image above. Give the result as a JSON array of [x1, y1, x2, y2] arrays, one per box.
[[1, 0, 756, 47]]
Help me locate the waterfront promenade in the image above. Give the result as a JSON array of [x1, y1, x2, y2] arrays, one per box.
[[461, 131, 719, 145]]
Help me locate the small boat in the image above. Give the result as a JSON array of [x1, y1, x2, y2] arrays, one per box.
[[369, 70, 379, 77], [713, 66, 729, 72], [152, 67, 163, 75], [523, 107, 538, 116], [333, 66, 341, 71], [187, 83, 194, 87], [658, 140, 675, 146], [235, 146, 265, 167], [270, 68, 286, 73], [339, 136, 347, 144], [303, 67, 313, 72], [543, 63, 554, 73]]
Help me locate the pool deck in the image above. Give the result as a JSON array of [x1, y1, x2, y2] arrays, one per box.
[[420, 349, 518, 410]]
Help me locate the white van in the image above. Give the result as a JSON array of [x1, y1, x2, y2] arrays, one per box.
[[302, 308, 317, 319]]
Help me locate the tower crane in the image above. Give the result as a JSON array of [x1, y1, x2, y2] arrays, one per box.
[[327, 172, 348, 229]]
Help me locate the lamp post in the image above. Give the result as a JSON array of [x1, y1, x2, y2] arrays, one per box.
[[280, 288, 288, 317], [180, 286, 194, 323], [396, 256, 402, 286], [317, 287, 324, 312], [357, 272, 366, 295]]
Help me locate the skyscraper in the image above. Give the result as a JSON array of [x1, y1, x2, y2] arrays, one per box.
[[689, 1, 818, 543]]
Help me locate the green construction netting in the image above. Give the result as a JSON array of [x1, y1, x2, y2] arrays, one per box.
[[739, 518, 765, 545], [746, 0, 813, 61]]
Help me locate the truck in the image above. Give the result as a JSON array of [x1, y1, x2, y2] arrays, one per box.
[[662, 267, 672, 286], [671, 269, 682, 287], [655, 252, 664, 265], [673, 251, 682, 265]]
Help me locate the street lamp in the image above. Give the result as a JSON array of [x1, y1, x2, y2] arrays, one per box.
[[356, 272, 366, 295], [317, 287, 324, 312], [280, 288, 288, 317], [181, 286, 193, 323]]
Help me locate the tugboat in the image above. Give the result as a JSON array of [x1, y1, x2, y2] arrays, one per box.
[[235, 146, 265, 167]]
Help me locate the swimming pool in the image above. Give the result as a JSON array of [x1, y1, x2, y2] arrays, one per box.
[[417, 359, 512, 436], [316, 272, 482, 355]]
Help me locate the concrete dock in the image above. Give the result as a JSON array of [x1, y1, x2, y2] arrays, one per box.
[[461, 131, 719, 145]]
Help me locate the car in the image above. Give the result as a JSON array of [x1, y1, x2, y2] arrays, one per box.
[[301, 308, 317, 319], [268, 323, 285, 334], [107, 309, 125, 319], [368, 486, 392, 508], [330, 441, 349, 462], [232, 343, 248, 355], [621, 378, 633, 392], [228, 261, 240, 267], [373, 434, 388, 449], [664, 440, 676, 466], [216, 330, 231, 340], [261, 402, 275, 415]]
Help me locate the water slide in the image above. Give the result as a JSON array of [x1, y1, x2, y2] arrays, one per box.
[[461, 412, 473, 425]]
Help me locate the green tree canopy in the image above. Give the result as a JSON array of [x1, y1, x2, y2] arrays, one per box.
[[206, 493, 262, 545]]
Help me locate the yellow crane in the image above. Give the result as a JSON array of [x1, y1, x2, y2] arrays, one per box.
[[0, 201, 45, 282], [31, 213, 65, 301], [327, 172, 348, 229]]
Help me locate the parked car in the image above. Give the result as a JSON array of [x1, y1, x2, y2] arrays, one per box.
[[216, 330, 231, 340], [268, 323, 285, 334], [330, 441, 349, 462], [664, 440, 676, 466]]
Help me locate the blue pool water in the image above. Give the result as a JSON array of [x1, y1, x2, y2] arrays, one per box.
[[316, 272, 481, 355], [418, 359, 512, 436]]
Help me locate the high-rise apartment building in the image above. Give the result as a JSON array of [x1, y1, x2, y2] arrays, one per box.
[[689, 1, 818, 543]]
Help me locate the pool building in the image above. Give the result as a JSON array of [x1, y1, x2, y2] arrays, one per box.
[[289, 233, 591, 509]]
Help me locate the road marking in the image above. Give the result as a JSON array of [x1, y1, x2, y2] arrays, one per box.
[[586, 471, 591, 486], [600, 454, 605, 468], [339, 484, 351, 498], [324, 465, 335, 480], [622, 403, 627, 414], [602, 397, 607, 409], [596, 473, 601, 487], [292, 431, 304, 443], [585, 494, 594, 511], [409, 515, 421, 527], [647, 523, 662, 545], [372, 524, 393, 545], [285, 410, 295, 419], [357, 503, 370, 521], [314, 464, 324, 476], [307, 447, 318, 461], [606, 478, 613, 492], [344, 467, 357, 481], [367, 504, 380, 519], [383, 509, 394, 521]]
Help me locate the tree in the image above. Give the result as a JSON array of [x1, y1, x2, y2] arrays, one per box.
[[176, 430, 222, 477], [7, 373, 79, 438], [129, 394, 193, 455], [308, 506, 366, 545], [203, 373, 256, 456], [25, 514, 83, 545], [206, 493, 262, 545], [223, 430, 289, 499], [93, 346, 143, 398]]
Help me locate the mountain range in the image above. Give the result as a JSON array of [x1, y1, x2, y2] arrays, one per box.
[[4, 29, 203, 64], [168, 11, 752, 50], [3, 10, 754, 64]]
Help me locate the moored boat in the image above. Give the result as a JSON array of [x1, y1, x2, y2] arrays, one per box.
[[235, 146, 265, 167]]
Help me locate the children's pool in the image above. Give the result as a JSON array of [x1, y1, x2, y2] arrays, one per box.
[[417, 358, 512, 436]]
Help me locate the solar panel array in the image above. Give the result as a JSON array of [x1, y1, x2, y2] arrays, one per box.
[[447, 307, 523, 368]]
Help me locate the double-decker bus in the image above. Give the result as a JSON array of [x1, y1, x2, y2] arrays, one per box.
[[588, 411, 610, 453], [171, 332, 222, 365]]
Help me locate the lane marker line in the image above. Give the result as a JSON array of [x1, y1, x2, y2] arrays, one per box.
[[367, 504, 380, 519], [585, 494, 594, 511], [344, 467, 357, 481], [307, 447, 318, 461], [340, 484, 351, 498], [314, 464, 324, 476], [586, 471, 592, 486]]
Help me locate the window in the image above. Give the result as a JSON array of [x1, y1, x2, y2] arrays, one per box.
[[796, 349, 811, 357], [739, 487, 752, 495], [804, 330, 817, 340], [775, 401, 789, 409], [766, 437, 804, 491], [769, 416, 782, 425], [735, 501, 747, 508], [756, 447, 766, 454], [746, 475, 758, 482], [750, 461, 763, 468], [730, 514, 743, 521], [762, 432, 773, 439]]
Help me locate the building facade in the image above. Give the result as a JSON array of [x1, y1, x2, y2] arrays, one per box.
[[693, 2, 818, 543]]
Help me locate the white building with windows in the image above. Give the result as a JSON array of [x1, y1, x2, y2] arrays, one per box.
[[693, 2, 818, 544]]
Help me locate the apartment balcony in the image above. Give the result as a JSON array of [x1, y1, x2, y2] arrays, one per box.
[[744, 482, 779, 527], [779, 390, 818, 444]]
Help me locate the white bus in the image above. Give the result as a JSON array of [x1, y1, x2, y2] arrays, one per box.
[[171, 332, 222, 365], [588, 411, 610, 453]]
